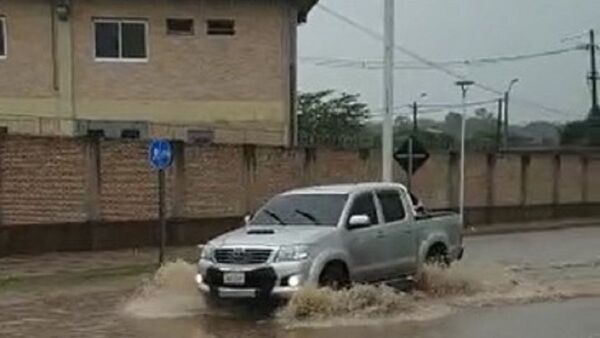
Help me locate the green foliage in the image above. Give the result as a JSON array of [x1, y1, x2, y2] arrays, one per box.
[[298, 90, 371, 148], [561, 116, 600, 146]]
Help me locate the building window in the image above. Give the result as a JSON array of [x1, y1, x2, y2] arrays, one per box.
[[121, 129, 140, 139], [206, 19, 235, 36], [94, 19, 148, 61], [0, 16, 6, 58], [166, 18, 194, 35]]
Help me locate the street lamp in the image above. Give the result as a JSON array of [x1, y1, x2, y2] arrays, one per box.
[[504, 78, 519, 148], [412, 92, 428, 133], [455, 80, 474, 228]]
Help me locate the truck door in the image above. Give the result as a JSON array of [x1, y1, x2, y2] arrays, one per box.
[[343, 191, 387, 282], [375, 189, 417, 277]]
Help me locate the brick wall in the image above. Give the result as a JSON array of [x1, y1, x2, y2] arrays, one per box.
[[251, 147, 307, 210], [182, 145, 245, 218], [559, 155, 583, 203], [588, 158, 600, 202], [0, 136, 86, 224], [99, 140, 158, 221], [526, 155, 555, 205], [0, 135, 599, 226], [493, 154, 522, 206]]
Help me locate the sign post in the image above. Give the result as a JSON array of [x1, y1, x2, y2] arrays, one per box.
[[394, 137, 430, 192], [407, 137, 414, 191], [148, 139, 173, 265]]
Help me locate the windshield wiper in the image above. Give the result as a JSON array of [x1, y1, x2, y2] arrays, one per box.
[[263, 209, 286, 225], [294, 209, 321, 225]]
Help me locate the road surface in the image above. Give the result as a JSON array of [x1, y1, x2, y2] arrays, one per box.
[[1, 226, 599, 338]]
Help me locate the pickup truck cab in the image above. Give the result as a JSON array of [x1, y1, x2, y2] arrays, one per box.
[[196, 182, 464, 299]]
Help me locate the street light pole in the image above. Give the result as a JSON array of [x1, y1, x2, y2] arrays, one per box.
[[382, 0, 395, 182], [589, 29, 600, 118], [455, 80, 474, 228], [503, 78, 519, 149]]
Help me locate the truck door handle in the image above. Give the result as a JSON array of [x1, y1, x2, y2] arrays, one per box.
[[403, 229, 412, 234], [376, 230, 385, 238]]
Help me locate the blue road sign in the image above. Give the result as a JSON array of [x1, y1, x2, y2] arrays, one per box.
[[148, 139, 173, 170]]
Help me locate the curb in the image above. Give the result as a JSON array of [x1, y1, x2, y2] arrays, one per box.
[[464, 219, 600, 237]]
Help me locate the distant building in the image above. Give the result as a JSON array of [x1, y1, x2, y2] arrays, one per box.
[[0, 0, 318, 146]]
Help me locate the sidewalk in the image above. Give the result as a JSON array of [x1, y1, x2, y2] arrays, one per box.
[[1, 218, 598, 286], [463, 217, 600, 236], [0, 247, 199, 286]]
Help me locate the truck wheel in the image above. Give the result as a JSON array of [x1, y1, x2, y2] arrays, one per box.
[[425, 244, 450, 267], [319, 262, 349, 289]]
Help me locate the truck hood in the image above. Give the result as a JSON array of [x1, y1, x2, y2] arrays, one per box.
[[210, 225, 336, 247]]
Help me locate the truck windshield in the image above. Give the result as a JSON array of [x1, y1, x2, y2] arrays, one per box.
[[249, 194, 348, 227]]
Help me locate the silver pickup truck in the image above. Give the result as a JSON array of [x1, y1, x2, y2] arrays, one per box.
[[196, 182, 464, 299]]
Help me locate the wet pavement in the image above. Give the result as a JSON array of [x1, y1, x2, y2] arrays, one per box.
[[1, 226, 599, 338]]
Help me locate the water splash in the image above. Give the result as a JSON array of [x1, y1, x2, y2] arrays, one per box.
[[121, 260, 205, 319], [277, 262, 575, 328], [120, 259, 600, 326], [279, 284, 414, 321]]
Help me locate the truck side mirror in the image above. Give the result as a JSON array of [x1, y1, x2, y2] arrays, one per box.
[[347, 215, 371, 230], [243, 214, 252, 225]]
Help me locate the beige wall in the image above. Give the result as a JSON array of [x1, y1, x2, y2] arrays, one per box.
[[0, 0, 59, 133], [0, 0, 55, 98], [0, 0, 296, 145], [72, 0, 292, 143]]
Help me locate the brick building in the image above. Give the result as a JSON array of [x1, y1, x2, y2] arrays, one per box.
[[0, 0, 318, 145]]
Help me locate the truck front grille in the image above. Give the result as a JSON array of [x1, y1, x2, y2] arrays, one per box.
[[214, 248, 272, 264]]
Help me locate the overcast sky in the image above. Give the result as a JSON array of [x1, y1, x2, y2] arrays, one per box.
[[298, 0, 600, 124]]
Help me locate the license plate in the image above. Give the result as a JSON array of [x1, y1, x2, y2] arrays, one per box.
[[223, 272, 245, 285]]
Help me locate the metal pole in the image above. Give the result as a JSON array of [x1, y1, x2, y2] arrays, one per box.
[[412, 101, 418, 134], [455, 80, 473, 228], [503, 78, 518, 149], [459, 89, 467, 227], [408, 101, 417, 192], [158, 169, 166, 265], [590, 29, 599, 117], [382, 0, 394, 182], [407, 136, 413, 192], [503, 91, 509, 149], [496, 98, 503, 151]]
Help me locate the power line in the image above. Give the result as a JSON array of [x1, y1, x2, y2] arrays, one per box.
[[419, 98, 501, 109], [315, 4, 579, 118], [300, 47, 577, 70], [371, 98, 498, 115]]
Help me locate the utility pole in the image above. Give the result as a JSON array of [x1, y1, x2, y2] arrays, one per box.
[[503, 91, 509, 148], [382, 0, 395, 182], [496, 98, 503, 151], [589, 29, 600, 118], [412, 101, 418, 133], [503, 78, 519, 149], [455, 80, 474, 228]]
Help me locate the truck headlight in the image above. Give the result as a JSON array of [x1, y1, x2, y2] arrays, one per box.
[[200, 244, 216, 262], [276, 245, 310, 262]]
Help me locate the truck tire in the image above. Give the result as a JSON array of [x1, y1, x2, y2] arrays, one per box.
[[425, 243, 450, 267], [319, 262, 350, 289]]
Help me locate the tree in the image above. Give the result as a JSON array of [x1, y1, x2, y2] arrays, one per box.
[[561, 114, 600, 146], [298, 90, 371, 148]]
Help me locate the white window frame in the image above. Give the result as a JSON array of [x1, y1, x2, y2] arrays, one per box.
[[0, 16, 7, 60], [93, 18, 149, 63]]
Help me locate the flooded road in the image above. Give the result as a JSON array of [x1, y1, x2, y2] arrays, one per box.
[[1, 226, 599, 338]]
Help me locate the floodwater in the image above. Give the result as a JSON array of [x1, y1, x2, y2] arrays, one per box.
[[1, 226, 600, 338]]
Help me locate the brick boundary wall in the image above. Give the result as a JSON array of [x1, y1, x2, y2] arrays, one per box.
[[0, 135, 599, 255]]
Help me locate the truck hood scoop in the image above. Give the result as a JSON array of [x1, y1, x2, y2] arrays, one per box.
[[213, 226, 336, 246], [246, 228, 276, 235]]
